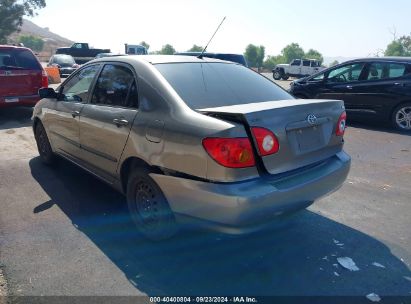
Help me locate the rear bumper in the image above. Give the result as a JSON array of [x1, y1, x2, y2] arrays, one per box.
[[151, 151, 351, 234], [0, 95, 40, 108]]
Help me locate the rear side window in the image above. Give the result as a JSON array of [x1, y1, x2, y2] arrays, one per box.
[[0, 49, 41, 70], [303, 60, 310, 66], [91, 64, 137, 108], [156, 63, 293, 109], [367, 62, 407, 80]]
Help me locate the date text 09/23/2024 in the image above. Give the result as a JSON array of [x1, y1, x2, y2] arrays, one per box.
[[149, 297, 258, 303]]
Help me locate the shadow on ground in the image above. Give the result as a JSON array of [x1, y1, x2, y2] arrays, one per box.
[[347, 119, 410, 136], [0, 107, 33, 130], [29, 157, 411, 296]]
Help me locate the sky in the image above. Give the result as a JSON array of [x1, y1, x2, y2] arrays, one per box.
[[29, 0, 411, 61]]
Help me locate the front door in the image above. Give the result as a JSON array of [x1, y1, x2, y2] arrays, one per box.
[[316, 62, 366, 106], [79, 64, 139, 179], [47, 64, 101, 158]]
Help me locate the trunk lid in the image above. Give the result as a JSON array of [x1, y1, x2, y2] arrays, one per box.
[[199, 99, 345, 175]]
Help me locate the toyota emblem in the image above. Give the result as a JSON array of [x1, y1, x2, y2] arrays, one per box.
[[307, 114, 317, 125]]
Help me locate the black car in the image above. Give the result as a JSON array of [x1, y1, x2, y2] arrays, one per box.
[[289, 57, 411, 131], [47, 54, 79, 77], [175, 52, 248, 67]]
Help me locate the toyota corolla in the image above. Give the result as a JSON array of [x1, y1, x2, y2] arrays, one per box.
[[32, 55, 351, 240]]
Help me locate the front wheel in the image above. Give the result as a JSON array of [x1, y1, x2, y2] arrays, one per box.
[[126, 168, 178, 241], [392, 103, 411, 131], [273, 70, 282, 80], [34, 121, 56, 165]]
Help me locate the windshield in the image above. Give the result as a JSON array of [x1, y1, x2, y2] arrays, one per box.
[[53, 55, 75, 65], [155, 62, 293, 109]]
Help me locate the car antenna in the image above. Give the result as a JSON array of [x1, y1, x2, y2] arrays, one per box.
[[198, 16, 226, 59]]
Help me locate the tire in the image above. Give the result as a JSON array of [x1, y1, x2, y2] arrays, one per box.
[[273, 70, 282, 80], [126, 167, 178, 241], [34, 121, 56, 165], [392, 103, 411, 131], [282, 74, 290, 80]]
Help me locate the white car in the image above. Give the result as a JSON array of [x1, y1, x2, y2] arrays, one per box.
[[273, 59, 325, 80]]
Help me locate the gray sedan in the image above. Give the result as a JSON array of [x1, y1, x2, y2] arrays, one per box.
[[33, 55, 350, 240]]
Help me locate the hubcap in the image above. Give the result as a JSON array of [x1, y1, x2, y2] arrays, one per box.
[[135, 181, 159, 226], [395, 106, 411, 130]]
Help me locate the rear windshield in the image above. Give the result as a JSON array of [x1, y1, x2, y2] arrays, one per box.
[[155, 63, 293, 109], [0, 49, 41, 70], [212, 54, 247, 66]]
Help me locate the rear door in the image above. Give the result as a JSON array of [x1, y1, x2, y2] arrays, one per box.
[[346, 61, 410, 119], [47, 64, 101, 158], [0, 48, 42, 102], [79, 63, 138, 178]]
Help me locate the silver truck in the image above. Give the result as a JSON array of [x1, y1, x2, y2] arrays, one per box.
[[273, 59, 325, 80]]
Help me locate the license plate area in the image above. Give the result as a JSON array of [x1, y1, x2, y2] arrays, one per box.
[[295, 126, 324, 153], [5, 97, 19, 103]]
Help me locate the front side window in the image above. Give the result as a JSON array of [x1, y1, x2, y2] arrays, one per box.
[[62, 65, 100, 102], [91, 64, 137, 108], [291, 59, 301, 66], [327, 63, 365, 83]]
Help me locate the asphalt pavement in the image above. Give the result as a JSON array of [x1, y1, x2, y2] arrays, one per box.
[[0, 92, 410, 300]]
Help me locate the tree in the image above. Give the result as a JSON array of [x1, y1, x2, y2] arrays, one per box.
[[281, 43, 305, 63], [263, 55, 286, 70], [244, 44, 266, 68], [329, 60, 339, 67], [18, 35, 44, 52], [385, 34, 411, 56], [305, 48, 324, 64], [157, 44, 176, 55], [188, 44, 203, 52], [139, 41, 150, 51], [0, 0, 46, 43], [256, 45, 265, 69]]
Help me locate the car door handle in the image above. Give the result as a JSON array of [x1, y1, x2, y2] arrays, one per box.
[[113, 118, 129, 127], [394, 82, 405, 87], [346, 85, 353, 90], [71, 110, 80, 118]]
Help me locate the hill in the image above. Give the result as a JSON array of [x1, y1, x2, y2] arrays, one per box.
[[8, 19, 74, 61]]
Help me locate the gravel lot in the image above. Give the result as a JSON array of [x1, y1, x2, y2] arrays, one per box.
[[0, 82, 410, 299]]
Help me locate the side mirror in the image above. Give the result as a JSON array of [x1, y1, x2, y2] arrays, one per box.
[[39, 88, 57, 99]]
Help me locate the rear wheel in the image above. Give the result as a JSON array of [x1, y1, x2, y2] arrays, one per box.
[[273, 70, 282, 80], [34, 122, 56, 165], [392, 103, 411, 131], [126, 168, 178, 240]]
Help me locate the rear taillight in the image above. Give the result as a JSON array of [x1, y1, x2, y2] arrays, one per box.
[[336, 112, 347, 136], [41, 69, 49, 88], [202, 138, 255, 168], [251, 127, 280, 156]]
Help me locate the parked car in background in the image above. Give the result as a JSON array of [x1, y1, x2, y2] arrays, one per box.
[[289, 57, 411, 131], [273, 59, 325, 80], [125, 44, 148, 55], [0, 45, 48, 108], [175, 52, 248, 67], [56, 42, 111, 64], [33, 55, 350, 240], [47, 54, 80, 77], [95, 53, 126, 59]]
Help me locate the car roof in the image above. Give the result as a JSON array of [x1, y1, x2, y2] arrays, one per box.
[[91, 54, 235, 65], [346, 57, 411, 63], [0, 45, 32, 51], [175, 51, 244, 56]]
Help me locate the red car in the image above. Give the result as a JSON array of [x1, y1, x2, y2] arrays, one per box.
[[0, 45, 48, 108]]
